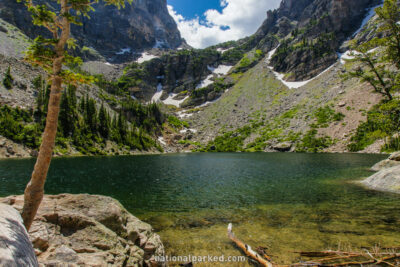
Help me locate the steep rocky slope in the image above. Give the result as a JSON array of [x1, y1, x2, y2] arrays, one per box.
[[184, 55, 382, 152], [172, 2, 387, 153], [0, 0, 184, 62], [112, 0, 383, 108]]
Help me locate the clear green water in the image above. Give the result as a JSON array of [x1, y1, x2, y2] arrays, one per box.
[[1, 153, 400, 266]]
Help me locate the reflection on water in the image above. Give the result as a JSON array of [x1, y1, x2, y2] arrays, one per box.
[[1, 153, 399, 265]]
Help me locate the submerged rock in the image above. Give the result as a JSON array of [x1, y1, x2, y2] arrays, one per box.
[[1, 194, 166, 267], [0, 203, 39, 267]]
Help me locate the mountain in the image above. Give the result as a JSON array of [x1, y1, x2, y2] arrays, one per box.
[[110, 0, 382, 106], [0, 0, 184, 62], [0, 0, 393, 157], [181, 0, 395, 152], [167, 0, 388, 153], [255, 0, 381, 81], [0, 0, 186, 157]]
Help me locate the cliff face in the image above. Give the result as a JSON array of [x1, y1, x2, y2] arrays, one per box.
[[254, 0, 382, 81], [257, 0, 381, 40], [0, 0, 183, 62]]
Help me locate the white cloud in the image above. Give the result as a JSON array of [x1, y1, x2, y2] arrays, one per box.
[[168, 0, 281, 49]]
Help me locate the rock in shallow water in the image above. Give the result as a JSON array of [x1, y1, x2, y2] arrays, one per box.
[[0, 194, 166, 267], [371, 159, 400, 172], [362, 165, 400, 194]]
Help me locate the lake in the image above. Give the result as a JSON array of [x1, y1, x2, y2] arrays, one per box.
[[1, 153, 400, 266]]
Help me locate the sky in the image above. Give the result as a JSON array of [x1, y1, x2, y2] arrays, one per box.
[[167, 0, 281, 49]]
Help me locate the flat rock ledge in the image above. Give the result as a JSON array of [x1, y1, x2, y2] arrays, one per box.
[[0, 194, 166, 267]]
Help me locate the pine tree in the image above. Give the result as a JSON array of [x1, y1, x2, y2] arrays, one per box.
[[118, 112, 128, 141], [98, 104, 110, 139], [110, 114, 120, 143], [86, 98, 97, 134], [3, 66, 13, 89], [20, 0, 130, 230], [59, 86, 77, 137], [34, 77, 45, 121]]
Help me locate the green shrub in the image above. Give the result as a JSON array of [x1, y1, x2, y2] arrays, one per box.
[[167, 116, 189, 129], [296, 129, 332, 152], [382, 136, 400, 152], [239, 55, 251, 69], [333, 112, 345, 121], [235, 50, 265, 73], [314, 106, 345, 127], [348, 100, 400, 152], [221, 47, 245, 63], [203, 126, 252, 152]]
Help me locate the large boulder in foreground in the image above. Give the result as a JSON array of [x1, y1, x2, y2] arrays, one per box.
[[362, 165, 400, 194], [0, 203, 38, 267], [1, 194, 166, 267]]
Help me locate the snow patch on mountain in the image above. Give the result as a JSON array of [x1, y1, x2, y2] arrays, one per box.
[[137, 52, 158, 64]]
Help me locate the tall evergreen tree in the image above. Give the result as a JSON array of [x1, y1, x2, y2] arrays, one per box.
[[59, 86, 77, 137], [98, 104, 110, 139], [2, 66, 13, 89], [20, 0, 130, 230], [86, 98, 98, 133]]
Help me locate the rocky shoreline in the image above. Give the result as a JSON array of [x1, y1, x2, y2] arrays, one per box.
[[0, 135, 167, 159], [361, 152, 400, 194], [0, 194, 166, 267], [0, 133, 387, 160]]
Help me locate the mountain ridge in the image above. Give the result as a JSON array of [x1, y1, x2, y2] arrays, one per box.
[[0, 0, 184, 62], [0, 0, 391, 157]]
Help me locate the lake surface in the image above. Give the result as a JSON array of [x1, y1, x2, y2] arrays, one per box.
[[1, 153, 400, 266]]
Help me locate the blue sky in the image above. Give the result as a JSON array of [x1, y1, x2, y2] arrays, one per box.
[[167, 0, 281, 49], [166, 0, 223, 19]]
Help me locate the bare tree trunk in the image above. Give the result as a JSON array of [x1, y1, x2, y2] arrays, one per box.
[[21, 73, 63, 230], [21, 0, 70, 230]]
